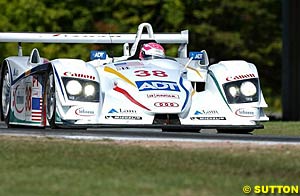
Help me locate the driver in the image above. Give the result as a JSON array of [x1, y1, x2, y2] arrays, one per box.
[[139, 42, 165, 60]]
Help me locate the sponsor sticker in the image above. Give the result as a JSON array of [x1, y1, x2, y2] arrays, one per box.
[[235, 108, 256, 117], [114, 62, 127, 66], [154, 102, 179, 107], [75, 107, 95, 116], [190, 117, 226, 120], [108, 108, 137, 114], [105, 116, 142, 120], [13, 85, 25, 113], [116, 66, 130, 71], [31, 97, 42, 121], [194, 110, 219, 115], [226, 73, 256, 81], [127, 61, 144, 66], [90, 50, 106, 60], [189, 51, 204, 60], [136, 80, 180, 92], [64, 72, 95, 80], [147, 93, 179, 99]]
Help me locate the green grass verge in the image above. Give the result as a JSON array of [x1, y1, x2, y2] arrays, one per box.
[[0, 135, 300, 196], [256, 121, 300, 135]]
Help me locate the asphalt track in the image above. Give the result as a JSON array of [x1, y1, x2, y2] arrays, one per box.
[[1, 122, 300, 145]]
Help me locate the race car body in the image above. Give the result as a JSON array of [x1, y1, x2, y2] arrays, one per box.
[[0, 23, 268, 132]]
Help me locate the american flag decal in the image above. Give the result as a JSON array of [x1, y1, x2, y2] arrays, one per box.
[[32, 97, 42, 121]]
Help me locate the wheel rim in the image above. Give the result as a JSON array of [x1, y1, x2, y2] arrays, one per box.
[[1, 68, 10, 118], [46, 73, 55, 120]]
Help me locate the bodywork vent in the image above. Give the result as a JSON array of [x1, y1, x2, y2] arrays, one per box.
[[153, 114, 181, 125]]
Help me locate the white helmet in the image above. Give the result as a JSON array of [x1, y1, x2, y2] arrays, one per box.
[[139, 42, 165, 60]]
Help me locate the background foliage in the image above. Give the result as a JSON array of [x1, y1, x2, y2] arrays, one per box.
[[0, 0, 282, 111]]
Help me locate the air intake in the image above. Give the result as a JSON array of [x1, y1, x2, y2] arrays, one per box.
[[153, 114, 180, 125]]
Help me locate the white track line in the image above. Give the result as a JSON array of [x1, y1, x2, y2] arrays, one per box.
[[1, 132, 300, 146]]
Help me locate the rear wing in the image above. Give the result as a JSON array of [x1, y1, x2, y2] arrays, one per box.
[[0, 23, 189, 58]]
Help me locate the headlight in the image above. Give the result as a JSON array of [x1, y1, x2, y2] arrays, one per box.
[[223, 78, 259, 104], [228, 86, 239, 97], [240, 81, 257, 97], [62, 77, 100, 102], [84, 84, 95, 96], [66, 80, 82, 95]]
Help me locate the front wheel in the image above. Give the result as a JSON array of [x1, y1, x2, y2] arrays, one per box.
[[45, 69, 57, 128], [0, 63, 11, 126]]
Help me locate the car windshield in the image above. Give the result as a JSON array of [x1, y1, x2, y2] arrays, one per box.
[[142, 55, 165, 60]]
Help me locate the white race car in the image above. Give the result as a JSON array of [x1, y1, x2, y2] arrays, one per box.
[[0, 23, 268, 133]]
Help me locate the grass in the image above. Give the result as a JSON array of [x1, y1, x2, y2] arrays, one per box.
[[256, 121, 300, 135], [0, 131, 300, 196]]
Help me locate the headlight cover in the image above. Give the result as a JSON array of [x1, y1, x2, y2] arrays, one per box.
[[240, 81, 257, 97], [66, 80, 82, 95], [223, 78, 259, 104], [84, 84, 96, 97], [62, 77, 99, 102]]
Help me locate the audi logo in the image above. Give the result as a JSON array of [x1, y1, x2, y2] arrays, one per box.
[[154, 102, 179, 107]]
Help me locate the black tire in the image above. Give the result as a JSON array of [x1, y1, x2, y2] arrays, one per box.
[[217, 129, 254, 134], [45, 69, 57, 129], [0, 63, 11, 126]]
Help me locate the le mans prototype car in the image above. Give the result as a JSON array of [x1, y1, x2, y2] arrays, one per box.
[[0, 23, 268, 133]]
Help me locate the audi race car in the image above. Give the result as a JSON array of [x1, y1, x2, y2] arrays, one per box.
[[0, 23, 268, 133]]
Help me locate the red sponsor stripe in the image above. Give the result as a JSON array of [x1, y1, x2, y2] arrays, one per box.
[[113, 86, 150, 111]]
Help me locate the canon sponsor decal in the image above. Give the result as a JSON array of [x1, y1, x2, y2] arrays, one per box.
[[75, 107, 95, 116], [235, 108, 255, 117], [226, 73, 255, 81], [154, 102, 179, 107], [64, 72, 95, 80]]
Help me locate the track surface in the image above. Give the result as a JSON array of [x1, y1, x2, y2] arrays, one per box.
[[1, 122, 300, 145]]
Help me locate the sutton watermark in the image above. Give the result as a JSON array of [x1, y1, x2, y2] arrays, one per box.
[[243, 185, 299, 194]]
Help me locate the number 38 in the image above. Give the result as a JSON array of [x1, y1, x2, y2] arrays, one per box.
[[134, 70, 168, 77]]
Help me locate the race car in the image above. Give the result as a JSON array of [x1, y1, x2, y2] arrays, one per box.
[[0, 23, 268, 133]]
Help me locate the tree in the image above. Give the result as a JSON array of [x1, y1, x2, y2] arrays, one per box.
[[0, 0, 282, 110]]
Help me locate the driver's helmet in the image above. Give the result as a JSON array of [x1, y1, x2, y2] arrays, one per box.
[[139, 42, 165, 60]]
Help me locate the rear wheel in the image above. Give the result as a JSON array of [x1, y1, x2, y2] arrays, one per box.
[[45, 69, 57, 128], [0, 64, 11, 126]]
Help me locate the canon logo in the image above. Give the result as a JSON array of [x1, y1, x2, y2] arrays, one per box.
[[154, 102, 179, 107], [226, 73, 255, 81], [64, 72, 95, 80]]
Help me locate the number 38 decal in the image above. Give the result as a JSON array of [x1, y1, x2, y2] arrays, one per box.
[[134, 70, 168, 77], [25, 86, 32, 111]]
